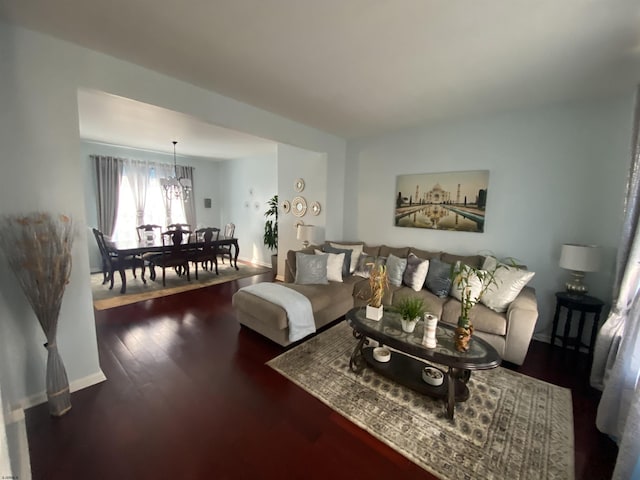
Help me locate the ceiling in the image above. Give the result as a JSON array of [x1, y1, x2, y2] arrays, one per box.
[[2, 0, 640, 153]]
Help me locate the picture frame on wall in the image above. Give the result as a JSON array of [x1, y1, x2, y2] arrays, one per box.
[[395, 170, 489, 233]]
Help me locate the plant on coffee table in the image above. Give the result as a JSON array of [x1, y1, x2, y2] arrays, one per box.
[[451, 262, 500, 352], [396, 297, 426, 333], [365, 263, 388, 321]]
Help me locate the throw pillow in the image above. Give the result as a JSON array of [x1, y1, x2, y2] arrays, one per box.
[[314, 249, 345, 283], [402, 253, 430, 292], [425, 258, 453, 297], [330, 242, 364, 274], [481, 264, 535, 313], [295, 252, 329, 285], [353, 252, 376, 278], [386, 253, 408, 287], [450, 262, 484, 306], [322, 245, 352, 277]]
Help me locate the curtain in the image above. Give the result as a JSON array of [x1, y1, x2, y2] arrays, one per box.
[[158, 163, 173, 227], [590, 86, 640, 479], [127, 159, 149, 227], [176, 165, 196, 228], [93, 155, 124, 236]]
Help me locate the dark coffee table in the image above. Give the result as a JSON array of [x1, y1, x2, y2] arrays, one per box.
[[346, 306, 501, 419]]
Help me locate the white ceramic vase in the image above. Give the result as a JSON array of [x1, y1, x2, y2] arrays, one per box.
[[366, 304, 384, 321], [401, 317, 419, 333], [422, 313, 438, 348]]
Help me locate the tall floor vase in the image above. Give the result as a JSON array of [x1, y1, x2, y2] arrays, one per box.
[[0, 212, 74, 416]]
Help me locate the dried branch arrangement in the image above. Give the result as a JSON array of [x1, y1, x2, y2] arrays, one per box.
[[0, 212, 74, 416]]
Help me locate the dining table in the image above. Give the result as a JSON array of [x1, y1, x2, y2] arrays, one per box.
[[106, 236, 240, 294]]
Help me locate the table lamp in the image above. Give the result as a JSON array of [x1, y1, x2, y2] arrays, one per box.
[[559, 243, 601, 294], [297, 225, 315, 248]]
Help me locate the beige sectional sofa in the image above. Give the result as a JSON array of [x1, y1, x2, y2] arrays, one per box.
[[232, 242, 538, 365]]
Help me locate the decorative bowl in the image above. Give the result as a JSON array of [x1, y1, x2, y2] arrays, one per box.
[[422, 366, 444, 386], [373, 347, 391, 363]]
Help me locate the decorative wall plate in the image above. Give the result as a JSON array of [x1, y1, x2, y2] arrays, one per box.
[[294, 178, 305, 192], [292, 196, 307, 217], [294, 219, 304, 229], [310, 201, 321, 216], [281, 200, 291, 213]]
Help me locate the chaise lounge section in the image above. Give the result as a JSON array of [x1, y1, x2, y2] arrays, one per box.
[[232, 242, 538, 365]]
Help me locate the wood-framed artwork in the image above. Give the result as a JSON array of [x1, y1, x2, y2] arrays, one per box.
[[395, 170, 489, 233]]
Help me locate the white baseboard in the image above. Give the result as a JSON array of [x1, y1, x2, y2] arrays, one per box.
[[12, 369, 107, 413], [5, 409, 32, 480]]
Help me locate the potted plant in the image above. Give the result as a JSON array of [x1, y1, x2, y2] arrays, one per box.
[[451, 262, 500, 352], [395, 296, 426, 333], [263, 194, 278, 277], [366, 263, 388, 321]]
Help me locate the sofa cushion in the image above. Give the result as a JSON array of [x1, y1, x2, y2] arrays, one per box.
[[295, 252, 329, 285], [363, 245, 380, 256], [286, 244, 320, 280], [425, 258, 453, 297], [314, 249, 345, 283], [329, 242, 364, 273], [450, 263, 485, 305], [322, 245, 352, 277], [353, 252, 388, 278], [409, 247, 441, 261], [391, 287, 447, 318], [441, 253, 483, 269], [386, 253, 407, 286], [480, 261, 535, 313], [441, 298, 507, 336], [284, 282, 354, 315], [379, 245, 410, 258], [402, 253, 430, 291]]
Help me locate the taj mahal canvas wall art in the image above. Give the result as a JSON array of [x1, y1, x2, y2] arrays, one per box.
[[395, 170, 489, 233]]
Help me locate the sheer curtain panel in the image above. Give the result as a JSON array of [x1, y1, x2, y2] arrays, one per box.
[[590, 85, 640, 479]]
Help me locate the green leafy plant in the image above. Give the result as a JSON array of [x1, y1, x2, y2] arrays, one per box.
[[451, 262, 501, 328], [263, 194, 278, 251], [368, 263, 388, 308], [396, 296, 426, 321]]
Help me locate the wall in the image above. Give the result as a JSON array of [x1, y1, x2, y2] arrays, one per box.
[[346, 94, 633, 341], [277, 144, 328, 277], [0, 21, 346, 472], [218, 152, 278, 266], [81, 141, 223, 272]]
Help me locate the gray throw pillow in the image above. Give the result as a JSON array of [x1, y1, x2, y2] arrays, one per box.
[[322, 245, 352, 277], [386, 253, 408, 287], [402, 253, 430, 291], [425, 258, 452, 297], [295, 252, 329, 285]]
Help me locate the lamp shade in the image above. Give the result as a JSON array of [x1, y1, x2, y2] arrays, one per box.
[[559, 244, 601, 272], [296, 224, 315, 243]]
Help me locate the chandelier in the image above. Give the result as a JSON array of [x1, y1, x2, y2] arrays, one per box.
[[160, 141, 192, 201]]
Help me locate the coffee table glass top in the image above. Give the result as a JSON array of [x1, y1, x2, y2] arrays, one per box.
[[347, 307, 500, 370]]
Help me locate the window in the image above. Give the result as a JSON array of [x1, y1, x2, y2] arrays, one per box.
[[111, 166, 187, 243]]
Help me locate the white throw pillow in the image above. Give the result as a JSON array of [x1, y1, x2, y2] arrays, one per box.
[[330, 242, 363, 274], [450, 263, 485, 306], [481, 264, 535, 313], [402, 253, 430, 292], [315, 249, 345, 283]]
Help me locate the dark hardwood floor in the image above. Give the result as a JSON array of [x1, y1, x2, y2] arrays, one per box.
[[26, 272, 618, 479]]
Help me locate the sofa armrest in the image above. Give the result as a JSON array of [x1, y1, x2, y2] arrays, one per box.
[[284, 258, 295, 283], [504, 286, 538, 365]]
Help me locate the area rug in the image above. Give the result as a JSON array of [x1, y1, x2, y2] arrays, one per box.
[[92, 262, 270, 310], [267, 321, 574, 480]]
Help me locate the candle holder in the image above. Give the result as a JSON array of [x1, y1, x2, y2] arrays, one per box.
[[422, 313, 438, 348]]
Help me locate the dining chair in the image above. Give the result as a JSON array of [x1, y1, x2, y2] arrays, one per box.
[[92, 228, 146, 290], [188, 227, 221, 278], [217, 223, 236, 265], [148, 228, 192, 286], [168, 223, 191, 231], [136, 224, 162, 242]]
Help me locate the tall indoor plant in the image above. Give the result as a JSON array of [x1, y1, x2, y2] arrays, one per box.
[[263, 194, 278, 276], [451, 262, 500, 352]]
